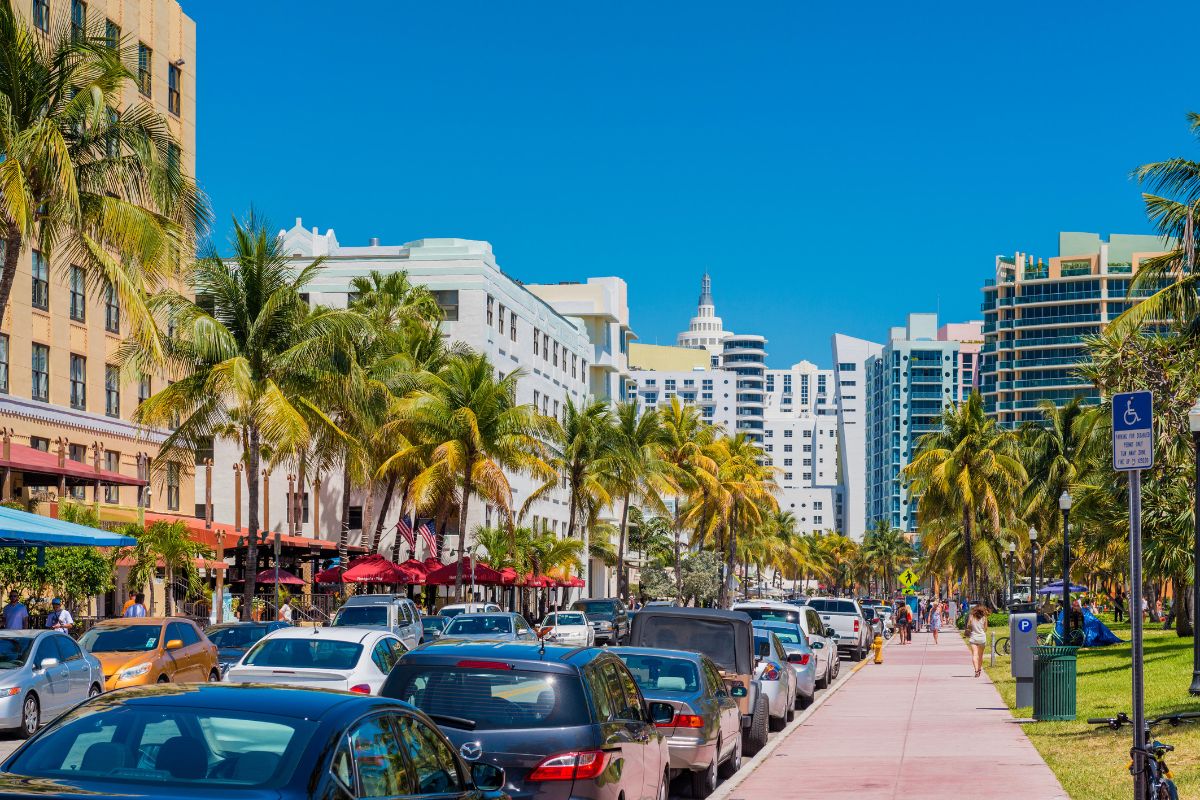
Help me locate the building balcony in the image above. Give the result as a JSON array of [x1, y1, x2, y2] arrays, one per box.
[[998, 319, 1014, 329], [1013, 336, 1089, 349], [1013, 377, 1089, 390], [1015, 313, 1102, 328], [1016, 291, 1103, 305]]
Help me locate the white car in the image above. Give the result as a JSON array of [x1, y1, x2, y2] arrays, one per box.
[[438, 602, 502, 619], [537, 611, 594, 646], [791, 603, 840, 689], [224, 627, 406, 695]]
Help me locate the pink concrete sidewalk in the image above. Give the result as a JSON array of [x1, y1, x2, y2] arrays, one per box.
[[730, 628, 1068, 799]]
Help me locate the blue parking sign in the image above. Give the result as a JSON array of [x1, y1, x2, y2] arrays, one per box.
[[1113, 391, 1153, 471]]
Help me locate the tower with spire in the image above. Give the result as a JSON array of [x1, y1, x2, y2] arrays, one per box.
[[677, 272, 732, 357]]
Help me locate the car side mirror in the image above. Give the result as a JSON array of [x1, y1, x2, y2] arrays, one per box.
[[37, 657, 58, 670], [825, 627, 836, 638], [811, 641, 824, 649], [648, 701, 675, 725], [471, 763, 505, 792], [165, 639, 183, 651], [730, 683, 748, 698]]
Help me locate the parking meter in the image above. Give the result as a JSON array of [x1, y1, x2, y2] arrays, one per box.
[[1010, 612, 1038, 707]]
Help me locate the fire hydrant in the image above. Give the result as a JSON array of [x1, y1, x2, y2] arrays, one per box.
[[873, 633, 884, 664]]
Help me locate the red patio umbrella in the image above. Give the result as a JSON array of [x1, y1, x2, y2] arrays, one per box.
[[342, 554, 406, 584], [314, 565, 344, 583], [499, 567, 520, 586], [396, 559, 429, 585], [426, 557, 504, 586], [424, 556, 444, 571], [559, 575, 585, 588], [522, 574, 552, 588], [254, 568, 306, 587]]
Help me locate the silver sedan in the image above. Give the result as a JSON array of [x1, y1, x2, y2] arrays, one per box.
[[438, 612, 538, 642], [0, 630, 103, 738]]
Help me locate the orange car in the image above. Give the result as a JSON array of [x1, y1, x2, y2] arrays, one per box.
[[78, 617, 219, 690]]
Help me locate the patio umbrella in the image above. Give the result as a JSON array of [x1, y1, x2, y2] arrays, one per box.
[[396, 559, 429, 585], [254, 568, 305, 587], [424, 556, 444, 571], [342, 554, 407, 584], [1037, 581, 1088, 595], [499, 567, 520, 586], [522, 574, 553, 588], [558, 575, 585, 588], [426, 557, 504, 586], [314, 565, 344, 583]]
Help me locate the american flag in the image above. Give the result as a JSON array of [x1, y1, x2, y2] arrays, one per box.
[[395, 518, 415, 551], [418, 520, 438, 555]]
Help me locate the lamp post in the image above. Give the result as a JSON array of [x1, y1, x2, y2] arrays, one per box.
[[1189, 401, 1200, 695], [1029, 527, 1039, 608], [1006, 541, 1016, 611], [1060, 491, 1072, 640]]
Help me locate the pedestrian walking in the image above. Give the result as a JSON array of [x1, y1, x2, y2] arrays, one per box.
[[1113, 591, 1125, 623], [929, 599, 942, 644], [1, 592, 28, 629], [897, 602, 912, 644], [966, 604, 989, 677], [46, 598, 73, 633], [124, 593, 148, 618]]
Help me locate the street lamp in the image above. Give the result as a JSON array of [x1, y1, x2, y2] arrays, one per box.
[[1007, 541, 1017, 611], [1060, 491, 1072, 641], [1029, 527, 1039, 607], [1188, 401, 1200, 695]]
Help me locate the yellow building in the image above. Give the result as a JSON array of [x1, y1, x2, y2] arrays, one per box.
[[628, 342, 710, 372], [0, 0, 197, 521]]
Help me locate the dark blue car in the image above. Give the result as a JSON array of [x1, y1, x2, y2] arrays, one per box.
[[0, 684, 507, 799], [204, 621, 290, 675]]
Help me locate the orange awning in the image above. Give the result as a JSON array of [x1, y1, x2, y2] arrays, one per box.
[[142, 512, 364, 554]]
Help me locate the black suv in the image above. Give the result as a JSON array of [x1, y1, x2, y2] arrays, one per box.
[[382, 640, 671, 800], [570, 598, 630, 645]]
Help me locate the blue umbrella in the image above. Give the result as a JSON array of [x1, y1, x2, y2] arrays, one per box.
[[1037, 580, 1087, 594]]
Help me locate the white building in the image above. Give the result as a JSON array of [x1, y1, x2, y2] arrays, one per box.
[[676, 273, 732, 359], [830, 333, 883, 541]]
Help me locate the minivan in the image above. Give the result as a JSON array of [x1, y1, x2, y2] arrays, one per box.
[[331, 594, 423, 649]]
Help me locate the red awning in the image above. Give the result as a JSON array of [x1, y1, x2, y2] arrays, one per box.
[[0, 442, 146, 486], [143, 512, 365, 554], [343, 554, 406, 584], [396, 559, 428, 585], [426, 557, 504, 586], [558, 575, 585, 588], [254, 568, 305, 586]]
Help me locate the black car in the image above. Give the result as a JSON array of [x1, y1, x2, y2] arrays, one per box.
[[569, 598, 630, 645], [204, 621, 291, 674], [382, 640, 673, 800], [0, 683, 506, 800]]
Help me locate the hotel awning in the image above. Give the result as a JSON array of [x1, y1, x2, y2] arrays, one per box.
[[143, 512, 365, 554], [0, 443, 146, 486], [0, 505, 137, 548]]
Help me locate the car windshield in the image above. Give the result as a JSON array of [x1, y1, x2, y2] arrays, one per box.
[[7, 703, 315, 788], [243, 639, 362, 670], [738, 608, 800, 624], [617, 654, 699, 693], [79, 624, 161, 653], [385, 665, 589, 730], [862, 608, 877, 619], [754, 636, 776, 658], [0, 637, 33, 668], [444, 616, 512, 636], [421, 618, 446, 632], [332, 606, 388, 628], [206, 627, 269, 650], [572, 601, 615, 620], [544, 613, 585, 627], [806, 599, 858, 614], [762, 629, 802, 645]]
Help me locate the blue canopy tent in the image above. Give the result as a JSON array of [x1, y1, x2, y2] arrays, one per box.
[[1037, 581, 1088, 595], [0, 504, 136, 548]]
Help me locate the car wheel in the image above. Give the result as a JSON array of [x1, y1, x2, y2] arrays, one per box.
[[799, 691, 813, 710], [17, 695, 38, 739], [87, 683, 101, 698], [785, 702, 795, 723], [208, 669, 220, 682], [657, 769, 669, 800], [690, 757, 717, 799], [768, 696, 786, 732], [831, 658, 841, 680], [156, 675, 169, 684], [718, 735, 742, 779], [743, 695, 769, 756]]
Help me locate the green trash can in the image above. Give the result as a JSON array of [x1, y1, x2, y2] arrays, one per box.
[[1032, 645, 1078, 721]]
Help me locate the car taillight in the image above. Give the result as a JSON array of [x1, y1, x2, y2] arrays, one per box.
[[794, 654, 810, 665], [854, 619, 860, 633], [456, 660, 513, 670], [658, 713, 704, 728], [349, 684, 371, 694], [528, 750, 608, 781], [760, 663, 781, 681]]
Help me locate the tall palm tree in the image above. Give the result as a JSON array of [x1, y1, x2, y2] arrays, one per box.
[[388, 353, 555, 600], [658, 398, 717, 604], [1019, 398, 1100, 544], [134, 213, 362, 619], [861, 520, 911, 597], [0, 2, 206, 347], [125, 520, 213, 616], [903, 391, 1026, 601]]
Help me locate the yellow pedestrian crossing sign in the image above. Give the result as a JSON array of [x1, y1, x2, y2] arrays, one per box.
[[899, 569, 919, 587], [903, 587, 917, 596]]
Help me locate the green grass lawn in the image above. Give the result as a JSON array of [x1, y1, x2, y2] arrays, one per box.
[[985, 618, 1200, 800]]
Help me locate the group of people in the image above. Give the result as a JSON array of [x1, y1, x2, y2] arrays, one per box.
[[0, 591, 74, 632], [892, 596, 951, 645]]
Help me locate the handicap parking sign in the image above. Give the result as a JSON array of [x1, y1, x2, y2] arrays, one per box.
[[1112, 391, 1153, 471]]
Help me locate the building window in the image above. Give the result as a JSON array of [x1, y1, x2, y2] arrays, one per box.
[[784, 430, 793, 438], [70, 0, 85, 40], [69, 354, 86, 410], [784, 472, 792, 480], [194, 437, 214, 465], [783, 459, 793, 467], [137, 43, 152, 97], [30, 437, 49, 452], [783, 444, 792, 453], [166, 462, 180, 511], [105, 364, 120, 417], [0, 335, 8, 393], [68, 266, 86, 321], [571, 354, 577, 378], [509, 311, 517, 342], [168, 63, 181, 116], [533, 390, 540, 411], [497, 303, 505, 335], [533, 327, 539, 356], [348, 506, 363, 530], [104, 286, 120, 333], [552, 342, 559, 367], [431, 290, 458, 321], [31, 250, 48, 310], [542, 334, 549, 361], [486, 295, 493, 326], [104, 18, 119, 48], [814, 501, 823, 510], [31, 343, 48, 402], [104, 451, 120, 503], [138, 375, 151, 405], [67, 443, 86, 463], [32, 0, 49, 31]]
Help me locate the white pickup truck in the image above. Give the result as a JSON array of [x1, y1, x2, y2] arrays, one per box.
[[801, 597, 873, 660]]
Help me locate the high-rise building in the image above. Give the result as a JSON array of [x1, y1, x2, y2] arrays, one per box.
[[676, 273, 732, 360], [720, 334, 768, 443], [864, 314, 960, 533], [831, 334, 882, 540], [979, 232, 1166, 427], [938, 321, 984, 401], [0, 0, 196, 520]]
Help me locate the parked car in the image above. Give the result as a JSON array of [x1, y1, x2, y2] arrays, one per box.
[[537, 611, 594, 647], [224, 626, 406, 695], [79, 618, 219, 691], [731, 600, 803, 627], [421, 614, 451, 643], [611, 647, 742, 798], [790, 603, 839, 688], [860, 605, 884, 638], [204, 621, 290, 676], [330, 594, 423, 649], [0, 683, 507, 799], [0, 631, 103, 739], [752, 632, 796, 732], [642, 600, 677, 608], [751, 621, 817, 709], [439, 613, 537, 643], [438, 602, 503, 619], [383, 640, 673, 800], [872, 605, 896, 636], [570, 598, 630, 645], [802, 598, 872, 660], [629, 606, 769, 756]]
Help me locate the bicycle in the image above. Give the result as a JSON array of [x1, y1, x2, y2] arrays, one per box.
[[1087, 710, 1200, 799], [1040, 627, 1084, 647]]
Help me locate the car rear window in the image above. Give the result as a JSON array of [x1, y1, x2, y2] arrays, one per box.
[[753, 624, 804, 645], [806, 600, 858, 614], [638, 616, 738, 673], [738, 608, 800, 624], [572, 601, 616, 618], [444, 616, 513, 636], [546, 613, 585, 626], [332, 607, 388, 628], [243, 639, 362, 670], [616, 654, 699, 693], [206, 627, 270, 649], [384, 665, 589, 729]]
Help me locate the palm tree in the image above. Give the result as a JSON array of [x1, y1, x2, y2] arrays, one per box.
[[388, 353, 555, 600], [658, 398, 717, 603], [861, 520, 911, 597], [0, 2, 206, 348], [1019, 398, 1100, 543], [125, 520, 213, 616], [903, 391, 1026, 602], [134, 213, 362, 619]]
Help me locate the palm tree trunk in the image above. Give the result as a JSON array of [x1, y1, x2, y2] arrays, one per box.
[[1174, 576, 1193, 637], [390, 483, 411, 563], [962, 507, 975, 602], [371, 474, 398, 553], [243, 426, 261, 621], [0, 230, 22, 326], [165, 566, 174, 617], [616, 494, 632, 601], [673, 527, 682, 606], [454, 471, 473, 602], [339, 464, 352, 562]]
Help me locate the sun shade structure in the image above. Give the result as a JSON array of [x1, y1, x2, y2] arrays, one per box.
[[342, 554, 407, 584], [253, 568, 306, 586], [395, 559, 428, 585], [425, 557, 503, 586], [0, 504, 137, 548]]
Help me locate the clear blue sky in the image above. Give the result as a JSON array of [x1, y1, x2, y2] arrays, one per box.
[[185, 1, 1194, 366]]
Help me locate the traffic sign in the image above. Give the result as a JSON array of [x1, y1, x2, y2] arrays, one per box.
[[902, 587, 916, 596], [1017, 618, 1033, 634], [898, 568, 918, 587], [1113, 391, 1153, 471]]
